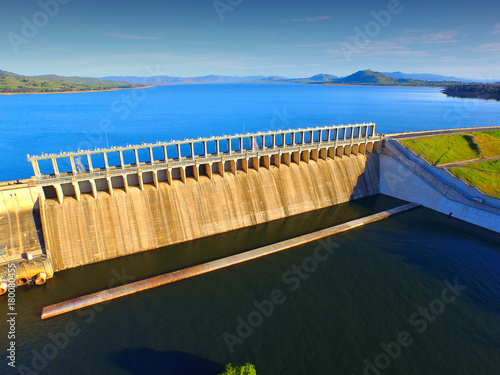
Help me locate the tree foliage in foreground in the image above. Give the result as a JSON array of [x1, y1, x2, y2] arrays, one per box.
[[219, 363, 257, 375]]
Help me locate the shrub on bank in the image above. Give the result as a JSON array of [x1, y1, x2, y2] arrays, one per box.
[[219, 363, 256, 375]]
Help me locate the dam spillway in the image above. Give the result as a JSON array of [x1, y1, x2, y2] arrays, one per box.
[[1, 123, 382, 285], [43, 151, 380, 270]]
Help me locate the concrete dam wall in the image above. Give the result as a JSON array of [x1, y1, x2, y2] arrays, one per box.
[[3, 124, 499, 295], [44, 153, 379, 271], [0, 123, 382, 286]]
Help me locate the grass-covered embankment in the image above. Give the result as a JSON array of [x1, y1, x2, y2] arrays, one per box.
[[401, 130, 500, 165], [402, 130, 500, 199], [448, 162, 500, 199]]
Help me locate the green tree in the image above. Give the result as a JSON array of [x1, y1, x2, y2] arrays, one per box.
[[219, 363, 257, 375]]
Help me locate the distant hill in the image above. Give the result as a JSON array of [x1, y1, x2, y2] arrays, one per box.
[[336, 70, 398, 85], [310, 73, 337, 81], [384, 71, 472, 83], [255, 75, 291, 83], [103, 73, 343, 85], [102, 75, 288, 85], [102, 70, 462, 87], [287, 73, 339, 84], [102, 75, 187, 85], [314, 70, 461, 87], [0, 70, 142, 93], [3, 68, 486, 95]]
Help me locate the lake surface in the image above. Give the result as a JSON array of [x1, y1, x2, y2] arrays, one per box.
[[1, 84, 500, 181], [0, 85, 499, 374], [0, 195, 499, 374]]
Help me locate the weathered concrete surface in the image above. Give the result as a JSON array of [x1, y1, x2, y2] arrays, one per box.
[[43, 154, 380, 271], [41, 202, 419, 319], [0, 183, 44, 261], [0, 255, 54, 291], [380, 143, 500, 233]]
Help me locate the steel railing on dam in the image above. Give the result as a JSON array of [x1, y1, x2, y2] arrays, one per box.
[[27, 123, 381, 204]]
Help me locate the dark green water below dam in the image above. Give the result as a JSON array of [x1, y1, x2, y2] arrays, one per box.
[[1, 194, 499, 374]]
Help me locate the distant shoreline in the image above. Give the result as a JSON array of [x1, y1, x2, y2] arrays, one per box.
[[7, 83, 498, 96], [0, 83, 446, 94], [442, 88, 500, 101], [314, 83, 446, 88], [0, 85, 153, 96]]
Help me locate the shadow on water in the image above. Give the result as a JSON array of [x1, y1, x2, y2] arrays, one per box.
[[380, 206, 500, 315], [109, 348, 223, 375], [350, 151, 500, 315]]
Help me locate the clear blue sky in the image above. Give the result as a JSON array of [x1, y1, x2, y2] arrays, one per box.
[[1, 0, 499, 79]]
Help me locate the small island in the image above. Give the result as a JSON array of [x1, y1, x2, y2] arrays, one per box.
[[0, 70, 146, 94]]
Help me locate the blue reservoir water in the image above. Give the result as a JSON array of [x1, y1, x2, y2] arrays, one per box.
[[1, 84, 500, 181], [0, 85, 499, 375], [0, 196, 499, 375]]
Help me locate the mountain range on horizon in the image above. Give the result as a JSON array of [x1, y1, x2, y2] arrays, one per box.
[[382, 71, 475, 83], [2, 68, 497, 95], [102, 70, 479, 85]]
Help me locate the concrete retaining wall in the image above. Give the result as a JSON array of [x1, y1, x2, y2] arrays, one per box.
[[0, 184, 44, 261], [380, 148, 500, 233], [389, 140, 500, 210]]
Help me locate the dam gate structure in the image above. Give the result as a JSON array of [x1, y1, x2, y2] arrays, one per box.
[[28, 123, 380, 204], [1, 123, 382, 291]]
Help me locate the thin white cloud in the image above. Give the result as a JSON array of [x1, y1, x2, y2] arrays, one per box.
[[43, 47, 71, 52], [417, 65, 500, 80], [41, 52, 322, 76], [296, 29, 460, 50], [474, 43, 500, 53], [20, 45, 72, 52], [327, 40, 429, 58], [286, 16, 330, 22], [295, 41, 336, 48], [219, 63, 323, 70], [394, 29, 460, 45], [492, 23, 500, 34], [188, 41, 215, 46], [296, 28, 461, 61], [103, 33, 157, 40]]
